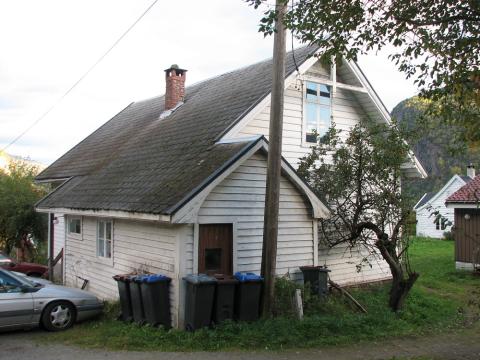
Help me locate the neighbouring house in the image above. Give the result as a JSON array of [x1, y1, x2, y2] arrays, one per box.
[[35, 45, 426, 328], [445, 174, 480, 271], [414, 165, 475, 238]]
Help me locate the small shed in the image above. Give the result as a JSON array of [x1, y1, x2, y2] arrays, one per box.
[[445, 174, 480, 270]]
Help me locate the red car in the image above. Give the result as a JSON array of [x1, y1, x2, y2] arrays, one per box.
[[0, 252, 48, 277]]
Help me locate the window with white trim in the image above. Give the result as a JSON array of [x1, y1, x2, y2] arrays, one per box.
[[68, 217, 81, 235], [304, 81, 332, 143], [97, 220, 113, 258]]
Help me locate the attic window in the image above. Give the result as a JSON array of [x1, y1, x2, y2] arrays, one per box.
[[304, 81, 332, 144]]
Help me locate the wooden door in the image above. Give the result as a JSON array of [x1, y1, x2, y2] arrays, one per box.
[[199, 224, 233, 276]]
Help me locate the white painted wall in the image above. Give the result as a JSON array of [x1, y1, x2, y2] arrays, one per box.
[[416, 176, 467, 238], [63, 215, 189, 328], [237, 62, 368, 168], [197, 152, 315, 281], [53, 213, 65, 256], [233, 60, 390, 285]]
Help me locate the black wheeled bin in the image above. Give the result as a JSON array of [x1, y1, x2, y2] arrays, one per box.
[[130, 275, 146, 324], [212, 275, 238, 324], [234, 272, 263, 322], [139, 274, 172, 329], [113, 274, 133, 322], [300, 266, 331, 296], [183, 274, 217, 331]]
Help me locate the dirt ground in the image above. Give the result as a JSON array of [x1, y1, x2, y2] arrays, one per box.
[[1, 327, 479, 360]]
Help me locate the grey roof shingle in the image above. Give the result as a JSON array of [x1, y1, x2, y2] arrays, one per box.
[[414, 192, 435, 210], [36, 45, 317, 215]]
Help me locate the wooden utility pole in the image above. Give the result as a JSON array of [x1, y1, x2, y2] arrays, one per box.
[[261, 0, 287, 316]]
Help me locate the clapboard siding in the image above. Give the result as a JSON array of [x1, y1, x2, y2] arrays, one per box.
[[416, 176, 467, 238], [318, 242, 391, 285], [63, 216, 186, 327], [198, 152, 314, 280], [53, 213, 65, 256], [234, 59, 391, 285], [237, 61, 369, 168]]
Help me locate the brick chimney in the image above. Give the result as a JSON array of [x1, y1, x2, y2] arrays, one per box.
[[467, 163, 476, 179], [164, 64, 187, 110]]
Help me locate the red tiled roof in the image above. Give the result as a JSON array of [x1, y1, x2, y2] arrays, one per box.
[[446, 175, 480, 203]]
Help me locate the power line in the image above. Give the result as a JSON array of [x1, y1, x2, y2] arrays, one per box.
[[1, 0, 159, 152]]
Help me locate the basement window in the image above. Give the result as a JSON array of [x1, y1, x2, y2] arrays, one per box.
[[68, 217, 81, 235], [304, 81, 332, 144], [97, 220, 113, 258]]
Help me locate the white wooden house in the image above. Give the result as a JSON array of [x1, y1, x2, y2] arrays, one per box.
[[414, 166, 475, 238], [35, 45, 425, 328]]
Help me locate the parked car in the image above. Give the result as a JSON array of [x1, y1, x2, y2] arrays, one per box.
[[0, 268, 103, 331], [0, 252, 48, 277]]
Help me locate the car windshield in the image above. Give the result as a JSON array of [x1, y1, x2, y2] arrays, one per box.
[[3, 269, 36, 287]]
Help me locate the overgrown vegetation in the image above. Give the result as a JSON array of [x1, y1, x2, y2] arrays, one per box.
[[37, 238, 480, 351]]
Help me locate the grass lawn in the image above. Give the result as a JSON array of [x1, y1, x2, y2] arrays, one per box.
[[38, 238, 480, 351]]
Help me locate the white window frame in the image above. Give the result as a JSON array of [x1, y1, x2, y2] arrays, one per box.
[[302, 80, 333, 147], [67, 216, 82, 239], [96, 219, 113, 261]]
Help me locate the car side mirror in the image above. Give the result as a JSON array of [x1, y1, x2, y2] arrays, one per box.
[[20, 285, 37, 293]]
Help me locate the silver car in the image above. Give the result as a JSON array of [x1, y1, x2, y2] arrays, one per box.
[[0, 268, 103, 331]]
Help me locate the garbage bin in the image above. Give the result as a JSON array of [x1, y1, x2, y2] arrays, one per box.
[[130, 275, 146, 324], [113, 274, 133, 322], [300, 266, 331, 296], [183, 274, 217, 331], [138, 274, 172, 329], [212, 275, 238, 324], [234, 272, 263, 322]]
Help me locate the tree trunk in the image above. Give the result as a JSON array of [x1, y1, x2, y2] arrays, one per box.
[[375, 236, 419, 312], [389, 271, 419, 311]]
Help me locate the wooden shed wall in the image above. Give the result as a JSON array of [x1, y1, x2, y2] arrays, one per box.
[[454, 208, 480, 264]]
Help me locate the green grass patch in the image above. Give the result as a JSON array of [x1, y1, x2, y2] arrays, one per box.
[[37, 238, 480, 351]]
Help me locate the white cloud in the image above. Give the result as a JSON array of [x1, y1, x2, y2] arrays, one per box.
[[0, 0, 417, 165]]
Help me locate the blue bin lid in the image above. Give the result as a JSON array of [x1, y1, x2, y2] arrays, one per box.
[[234, 272, 263, 282], [183, 274, 217, 284], [144, 274, 171, 283]]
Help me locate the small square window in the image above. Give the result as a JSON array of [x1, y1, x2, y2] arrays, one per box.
[[205, 248, 222, 272], [68, 218, 81, 235]]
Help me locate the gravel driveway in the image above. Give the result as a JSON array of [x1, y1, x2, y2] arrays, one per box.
[[1, 329, 479, 360]]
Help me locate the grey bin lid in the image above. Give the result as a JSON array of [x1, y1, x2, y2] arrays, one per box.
[[183, 274, 217, 284]]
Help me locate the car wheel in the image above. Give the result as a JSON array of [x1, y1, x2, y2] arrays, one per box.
[[41, 301, 76, 331]]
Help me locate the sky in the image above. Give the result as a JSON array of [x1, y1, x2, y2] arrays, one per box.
[[0, 0, 418, 165]]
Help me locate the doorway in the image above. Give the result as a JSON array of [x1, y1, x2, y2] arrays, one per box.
[[198, 224, 233, 275]]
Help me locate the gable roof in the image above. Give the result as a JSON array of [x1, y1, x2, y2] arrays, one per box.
[[414, 192, 435, 210], [36, 46, 319, 216], [415, 174, 472, 211], [446, 175, 480, 204]]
